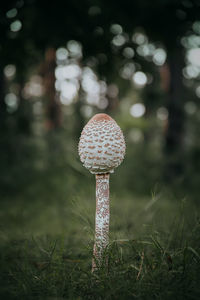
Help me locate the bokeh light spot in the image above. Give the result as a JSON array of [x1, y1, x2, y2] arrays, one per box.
[[184, 101, 197, 114], [137, 44, 150, 57], [88, 6, 101, 16], [188, 48, 200, 67], [110, 24, 123, 35], [193, 21, 200, 35], [129, 128, 144, 143], [80, 105, 93, 118], [63, 65, 81, 79], [60, 81, 78, 104], [4, 93, 18, 112], [132, 71, 147, 87], [130, 103, 146, 118], [132, 32, 147, 45], [122, 47, 134, 58], [183, 65, 199, 79], [107, 84, 119, 98], [157, 107, 168, 121], [195, 86, 200, 98], [97, 97, 109, 109], [153, 48, 167, 66], [56, 48, 68, 61], [112, 35, 126, 47], [4, 64, 16, 78], [6, 8, 17, 18], [67, 40, 82, 58], [10, 20, 22, 32], [120, 63, 135, 79]]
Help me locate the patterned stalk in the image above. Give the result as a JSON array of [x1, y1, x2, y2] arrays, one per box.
[[92, 173, 110, 272]]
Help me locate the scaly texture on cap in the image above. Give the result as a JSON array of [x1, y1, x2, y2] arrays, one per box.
[[78, 113, 126, 174]]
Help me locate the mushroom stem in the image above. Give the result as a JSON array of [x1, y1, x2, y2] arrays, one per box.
[[92, 173, 110, 272]]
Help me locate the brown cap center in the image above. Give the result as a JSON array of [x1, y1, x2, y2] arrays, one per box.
[[89, 113, 113, 122]]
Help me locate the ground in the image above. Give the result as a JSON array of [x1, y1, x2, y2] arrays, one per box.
[[0, 171, 200, 299]]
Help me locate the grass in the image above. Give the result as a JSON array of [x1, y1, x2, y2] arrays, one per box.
[[0, 173, 200, 299]]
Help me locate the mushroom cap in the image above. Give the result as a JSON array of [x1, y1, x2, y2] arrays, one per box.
[[78, 113, 126, 174]]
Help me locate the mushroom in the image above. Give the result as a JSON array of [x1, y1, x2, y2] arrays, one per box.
[[78, 113, 126, 271]]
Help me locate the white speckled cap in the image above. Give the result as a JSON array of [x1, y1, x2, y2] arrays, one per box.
[[78, 113, 126, 174]]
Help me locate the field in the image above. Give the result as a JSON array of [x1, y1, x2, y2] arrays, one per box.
[[1, 165, 200, 300]]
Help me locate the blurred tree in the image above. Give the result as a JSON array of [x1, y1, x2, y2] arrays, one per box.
[[1, 0, 200, 188], [39, 48, 62, 130], [101, 0, 200, 180]]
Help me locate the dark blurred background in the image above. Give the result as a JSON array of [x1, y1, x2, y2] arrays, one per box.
[[1, 0, 200, 212]]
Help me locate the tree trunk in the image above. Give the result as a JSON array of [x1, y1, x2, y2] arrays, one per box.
[[40, 48, 62, 130], [0, 66, 6, 128], [164, 46, 185, 181]]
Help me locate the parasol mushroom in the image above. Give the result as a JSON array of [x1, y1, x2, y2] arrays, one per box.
[[78, 113, 126, 271]]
